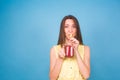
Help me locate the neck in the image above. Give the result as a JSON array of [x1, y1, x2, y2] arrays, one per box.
[[65, 38, 72, 45]]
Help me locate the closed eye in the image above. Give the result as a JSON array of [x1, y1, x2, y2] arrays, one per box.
[[72, 25, 76, 28], [64, 25, 68, 28]]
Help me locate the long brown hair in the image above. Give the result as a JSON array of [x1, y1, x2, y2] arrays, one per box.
[[57, 15, 83, 46]]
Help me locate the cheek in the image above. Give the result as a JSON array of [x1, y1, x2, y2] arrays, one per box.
[[64, 28, 67, 34], [73, 29, 77, 36], [73, 29, 77, 33], [64, 29, 67, 37]]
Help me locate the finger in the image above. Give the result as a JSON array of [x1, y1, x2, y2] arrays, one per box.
[[58, 52, 65, 59], [70, 38, 77, 43], [61, 48, 65, 57], [69, 38, 75, 42]]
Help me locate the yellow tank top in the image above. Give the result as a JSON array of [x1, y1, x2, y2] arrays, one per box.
[[54, 45, 85, 80]]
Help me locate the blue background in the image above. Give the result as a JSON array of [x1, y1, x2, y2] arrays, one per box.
[[0, 0, 120, 80]]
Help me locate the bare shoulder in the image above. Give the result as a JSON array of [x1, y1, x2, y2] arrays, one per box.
[[50, 46, 55, 51], [50, 46, 56, 54], [50, 45, 58, 57], [84, 45, 90, 51], [83, 45, 90, 57]]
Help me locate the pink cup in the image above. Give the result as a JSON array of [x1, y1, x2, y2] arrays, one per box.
[[65, 45, 74, 57]]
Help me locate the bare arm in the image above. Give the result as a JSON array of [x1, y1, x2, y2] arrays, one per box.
[[49, 46, 64, 80], [75, 46, 90, 79], [69, 38, 90, 79]]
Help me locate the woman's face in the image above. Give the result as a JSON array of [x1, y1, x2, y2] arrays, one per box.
[[64, 19, 77, 40]]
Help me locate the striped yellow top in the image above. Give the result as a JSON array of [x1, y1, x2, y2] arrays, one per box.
[[54, 45, 85, 80]]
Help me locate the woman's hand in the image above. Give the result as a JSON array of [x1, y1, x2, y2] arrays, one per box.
[[58, 46, 65, 59], [69, 38, 79, 50]]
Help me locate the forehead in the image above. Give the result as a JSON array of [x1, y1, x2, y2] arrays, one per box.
[[65, 19, 74, 24]]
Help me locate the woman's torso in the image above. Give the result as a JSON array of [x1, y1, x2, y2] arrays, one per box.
[[54, 45, 85, 80]]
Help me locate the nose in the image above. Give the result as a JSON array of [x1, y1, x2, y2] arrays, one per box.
[[68, 27, 73, 33]]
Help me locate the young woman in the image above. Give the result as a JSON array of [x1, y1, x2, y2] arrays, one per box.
[[49, 15, 90, 80]]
